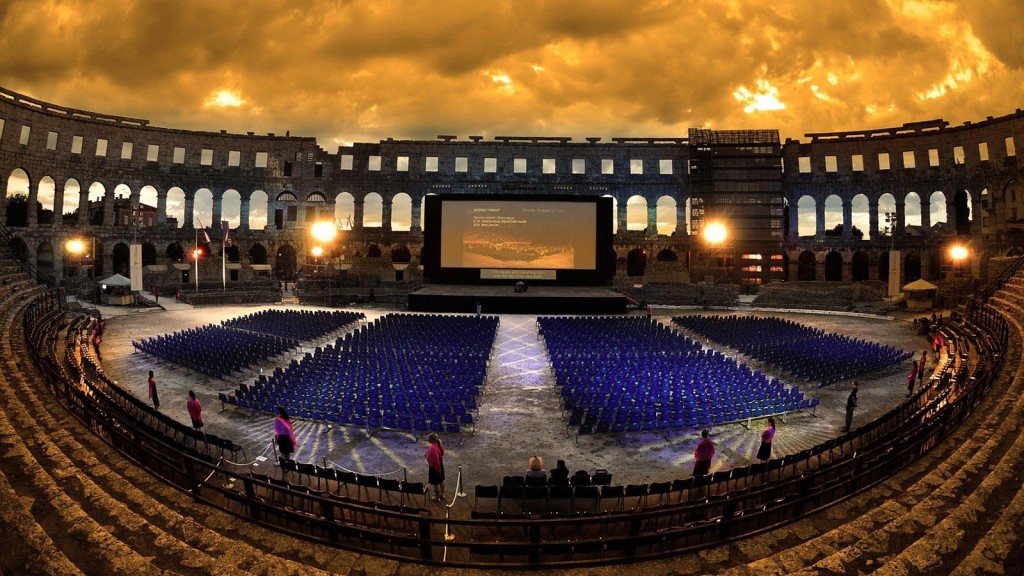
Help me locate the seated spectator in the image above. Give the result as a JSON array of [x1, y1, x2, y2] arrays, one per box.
[[549, 459, 570, 482], [525, 455, 547, 485]]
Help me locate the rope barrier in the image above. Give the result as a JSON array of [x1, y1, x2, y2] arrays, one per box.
[[222, 440, 274, 467], [189, 457, 224, 493], [326, 457, 405, 477]]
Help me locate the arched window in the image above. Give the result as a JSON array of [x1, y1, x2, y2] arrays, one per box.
[[656, 196, 677, 236], [391, 193, 412, 231], [797, 196, 816, 237], [626, 195, 647, 231]]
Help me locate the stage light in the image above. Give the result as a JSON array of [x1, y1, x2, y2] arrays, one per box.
[[704, 222, 728, 245], [311, 221, 337, 244], [192, 248, 202, 260], [66, 238, 85, 255], [949, 244, 969, 262], [311, 246, 324, 258]]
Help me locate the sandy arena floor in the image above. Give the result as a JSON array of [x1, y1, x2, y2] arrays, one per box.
[[94, 302, 931, 500]]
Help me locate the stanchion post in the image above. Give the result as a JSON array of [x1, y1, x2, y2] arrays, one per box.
[[456, 465, 466, 498]]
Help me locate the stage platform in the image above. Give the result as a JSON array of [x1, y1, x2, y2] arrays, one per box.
[[408, 284, 628, 314]]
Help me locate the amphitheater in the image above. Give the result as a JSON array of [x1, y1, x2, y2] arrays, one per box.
[[1, 86, 1024, 575]]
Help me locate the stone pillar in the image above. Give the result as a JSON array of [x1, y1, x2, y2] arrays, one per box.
[[156, 187, 167, 226], [617, 200, 627, 234], [26, 178, 38, 227], [211, 192, 222, 228], [240, 195, 250, 231], [52, 180, 64, 229], [382, 197, 393, 232], [842, 259, 852, 282], [101, 185, 114, 227], [646, 203, 657, 238], [411, 198, 422, 233], [895, 199, 906, 238], [971, 198, 982, 235], [815, 199, 826, 240], [920, 194, 931, 237], [842, 198, 853, 240], [78, 190, 90, 226], [354, 199, 364, 230], [869, 199, 879, 239], [676, 199, 688, 236], [788, 201, 800, 239], [184, 193, 195, 229], [0, 176, 7, 222], [946, 192, 956, 231]]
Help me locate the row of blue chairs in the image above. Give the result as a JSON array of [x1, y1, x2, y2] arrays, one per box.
[[227, 314, 498, 437], [538, 316, 810, 438], [673, 315, 912, 386], [222, 309, 365, 342], [133, 324, 299, 379]]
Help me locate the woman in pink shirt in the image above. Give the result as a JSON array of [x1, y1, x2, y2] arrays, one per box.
[[756, 417, 776, 462], [148, 370, 159, 410], [186, 390, 203, 430], [274, 407, 296, 461], [425, 433, 446, 503], [693, 429, 715, 477]]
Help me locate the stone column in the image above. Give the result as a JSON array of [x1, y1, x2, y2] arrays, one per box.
[[211, 191, 222, 228], [895, 199, 906, 238], [156, 187, 167, 226], [78, 189, 90, 226], [920, 194, 931, 237], [788, 201, 800, 239], [184, 192, 195, 229], [382, 197, 393, 232], [411, 198, 422, 233], [676, 198, 688, 236], [617, 199, 627, 234], [842, 198, 853, 240], [101, 184, 115, 227], [0, 176, 7, 222], [869, 198, 879, 239], [646, 203, 657, 237], [52, 179, 64, 229], [354, 199, 364, 230], [946, 192, 957, 231], [971, 198, 982, 235], [239, 194, 250, 231], [26, 178, 38, 227], [815, 199, 826, 240]]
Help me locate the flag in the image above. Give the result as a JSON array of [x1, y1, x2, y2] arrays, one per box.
[[202, 228, 211, 244], [222, 220, 231, 246]]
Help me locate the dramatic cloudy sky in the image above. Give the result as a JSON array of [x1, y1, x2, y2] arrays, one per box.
[[2, 0, 1022, 148]]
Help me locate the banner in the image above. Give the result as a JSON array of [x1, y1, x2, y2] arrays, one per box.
[[888, 250, 901, 298], [129, 244, 143, 291]]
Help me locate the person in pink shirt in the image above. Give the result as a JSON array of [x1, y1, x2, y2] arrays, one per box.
[[147, 370, 159, 410], [186, 390, 203, 430], [756, 417, 776, 462], [425, 433, 446, 503], [274, 407, 296, 461], [693, 429, 715, 477]]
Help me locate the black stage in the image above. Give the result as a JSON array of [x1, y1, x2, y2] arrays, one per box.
[[408, 284, 628, 314]]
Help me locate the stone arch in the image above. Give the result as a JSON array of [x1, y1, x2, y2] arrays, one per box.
[[625, 195, 647, 231], [335, 192, 355, 229], [420, 192, 436, 231], [626, 248, 647, 276], [797, 250, 816, 281], [824, 251, 843, 281], [225, 245, 241, 263], [112, 242, 131, 276], [878, 193, 897, 236], [1007, 247, 1024, 257], [8, 236, 28, 261], [305, 192, 329, 223], [139, 185, 158, 226], [36, 241, 54, 279], [851, 194, 870, 239], [142, 242, 157, 266], [275, 244, 297, 278], [37, 176, 56, 225], [113, 183, 131, 200], [904, 192, 922, 227], [367, 244, 382, 258], [904, 252, 922, 282], [824, 194, 843, 235], [62, 179, 82, 224], [391, 192, 412, 231], [363, 193, 383, 227], [222, 189, 242, 228], [685, 197, 693, 237], [87, 183, 106, 226], [851, 251, 869, 282], [5, 169, 31, 227], [656, 248, 679, 262], [193, 188, 213, 228], [166, 187, 186, 228], [656, 195, 677, 235], [249, 243, 268, 265], [927, 250, 942, 281], [929, 191, 947, 230], [797, 195, 816, 237], [603, 194, 618, 234], [166, 243, 185, 263], [391, 245, 412, 263], [249, 190, 269, 230]]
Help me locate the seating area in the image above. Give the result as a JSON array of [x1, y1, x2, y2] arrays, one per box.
[[538, 316, 811, 440], [226, 313, 498, 439], [674, 315, 912, 386], [132, 324, 299, 379], [222, 309, 365, 342]]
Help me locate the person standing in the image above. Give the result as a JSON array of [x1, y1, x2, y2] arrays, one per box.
[[843, 381, 859, 433], [148, 370, 160, 410], [475, 300, 482, 317], [274, 407, 296, 462], [186, 390, 203, 430], [425, 432, 446, 503], [175, 288, 181, 303], [756, 418, 776, 462], [907, 361, 919, 397], [154, 286, 160, 303], [92, 332, 102, 360], [693, 429, 715, 477], [918, 351, 928, 387]]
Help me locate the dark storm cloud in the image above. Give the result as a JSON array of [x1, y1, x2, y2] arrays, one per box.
[[0, 0, 1020, 144]]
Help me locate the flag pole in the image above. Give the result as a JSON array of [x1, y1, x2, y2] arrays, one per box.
[[194, 225, 199, 293], [222, 223, 227, 292]]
